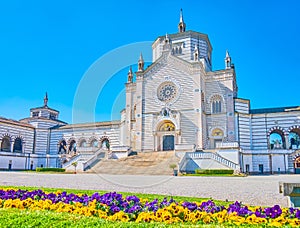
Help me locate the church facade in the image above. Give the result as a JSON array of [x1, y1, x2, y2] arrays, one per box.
[[1, 11, 300, 174]]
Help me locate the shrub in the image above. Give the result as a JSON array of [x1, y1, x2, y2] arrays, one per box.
[[195, 169, 234, 175], [35, 168, 65, 172]]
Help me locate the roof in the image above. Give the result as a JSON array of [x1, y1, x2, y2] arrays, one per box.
[[30, 105, 59, 113], [0, 116, 35, 129], [20, 116, 67, 125], [53, 120, 120, 130], [250, 106, 300, 114], [153, 30, 213, 51]]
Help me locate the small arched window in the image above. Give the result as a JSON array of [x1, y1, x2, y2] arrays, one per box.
[[79, 139, 87, 147], [269, 130, 285, 149], [13, 137, 22, 153], [1, 136, 11, 152], [90, 139, 98, 148], [211, 95, 222, 114], [58, 140, 67, 153]]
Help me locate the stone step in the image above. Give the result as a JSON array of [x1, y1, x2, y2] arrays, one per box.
[[87, 151, 180, 175]]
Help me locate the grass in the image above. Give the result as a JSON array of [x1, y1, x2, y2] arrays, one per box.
[[0, 208, 261, 228], [183, 173, 234, 177]]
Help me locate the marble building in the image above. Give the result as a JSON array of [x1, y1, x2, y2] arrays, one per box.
[[1, 10, 300, 174]]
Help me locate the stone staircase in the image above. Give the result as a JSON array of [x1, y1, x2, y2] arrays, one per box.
[[179, 151, 240, 173], [87, 151, 180, 175]]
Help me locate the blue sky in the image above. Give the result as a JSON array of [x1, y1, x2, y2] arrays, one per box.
[[0, 0, 299, 123]]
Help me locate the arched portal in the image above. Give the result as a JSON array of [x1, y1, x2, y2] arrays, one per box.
[[90, 139, 99, 148], [269, 129, 286, 149], [289, 128, 300, 149], [79, 139, 87, 147], [294, 156, 300, 174], [13, 137, 22, 153], [68, 140, 77, 153], [101, 138, 110, 150], [211, 128, 224, 149], [1, 136, 11, 152], [156, 120, 176, 151], [58, 140, 67, 153]]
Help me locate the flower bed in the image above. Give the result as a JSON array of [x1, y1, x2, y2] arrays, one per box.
[[0, 188, 299, 226]]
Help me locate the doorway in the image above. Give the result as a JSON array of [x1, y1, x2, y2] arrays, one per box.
[[163, 135, 174, 151]]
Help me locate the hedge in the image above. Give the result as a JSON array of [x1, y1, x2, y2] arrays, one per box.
[[195, 169, 234, 175], [35, 168, 65, 172]]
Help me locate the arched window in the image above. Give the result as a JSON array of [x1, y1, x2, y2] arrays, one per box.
[[159, 121, 175, 131], [13, 138, 22, 153], [90, 139, 98, 148], [58, 140, 67, 153], [1, 136, 11, 152], [79, 139, 87, 147], [269, 130, 285, 149], [212, 100, 222, 113], [101, 138, 110, 150], [289, 129, 300, 149], [211, 96, 222, 114], [68, 140, 77, 153]]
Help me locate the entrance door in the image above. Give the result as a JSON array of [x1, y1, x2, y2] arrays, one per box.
[[163, 135, 174, 151]]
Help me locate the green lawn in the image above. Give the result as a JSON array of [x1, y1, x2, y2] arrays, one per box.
[[0, 208, 261, 228]]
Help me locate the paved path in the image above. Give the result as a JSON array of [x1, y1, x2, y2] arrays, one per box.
[[0, 172, 299, 207]]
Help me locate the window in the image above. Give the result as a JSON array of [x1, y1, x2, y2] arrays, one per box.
[[101, 139, 110, 150], [289, 129, 300, 149], [211, 95, 222, 114], [58, 140, 67, 153], [212, 100, 222, 113], [91, 140, 98, 148], [68, 140, 76, 153], [79, 140, 87, 147], [1, 136, 11, 152], [49, 113, 57, 120], [13, 138, 22, 153], [32, 112, 39, 117], [269, 130, 285, 149]]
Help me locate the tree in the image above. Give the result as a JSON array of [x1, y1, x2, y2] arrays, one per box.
[[71, 162, 78, 174]]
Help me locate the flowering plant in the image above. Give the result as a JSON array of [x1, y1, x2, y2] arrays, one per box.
[[0, 188, 299, 226]]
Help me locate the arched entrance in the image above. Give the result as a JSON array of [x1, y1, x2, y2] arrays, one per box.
[[156, 121, 176, 151], [294, 156, 300, 174], [211, 128, 224, 149]]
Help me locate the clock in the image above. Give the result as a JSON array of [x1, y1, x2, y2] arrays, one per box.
[[157, 82, 177, 102]]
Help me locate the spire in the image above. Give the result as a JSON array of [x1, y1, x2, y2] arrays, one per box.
[[165, 33, 170, 43], [225, 50, 232, 69], [127, 66, 133, 83], [178, 8, 186, 33], [179, 8, 183, 23], [44, 92, 48, 107], [163, 33, 172, 51], [138, 53, 144, 72]]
